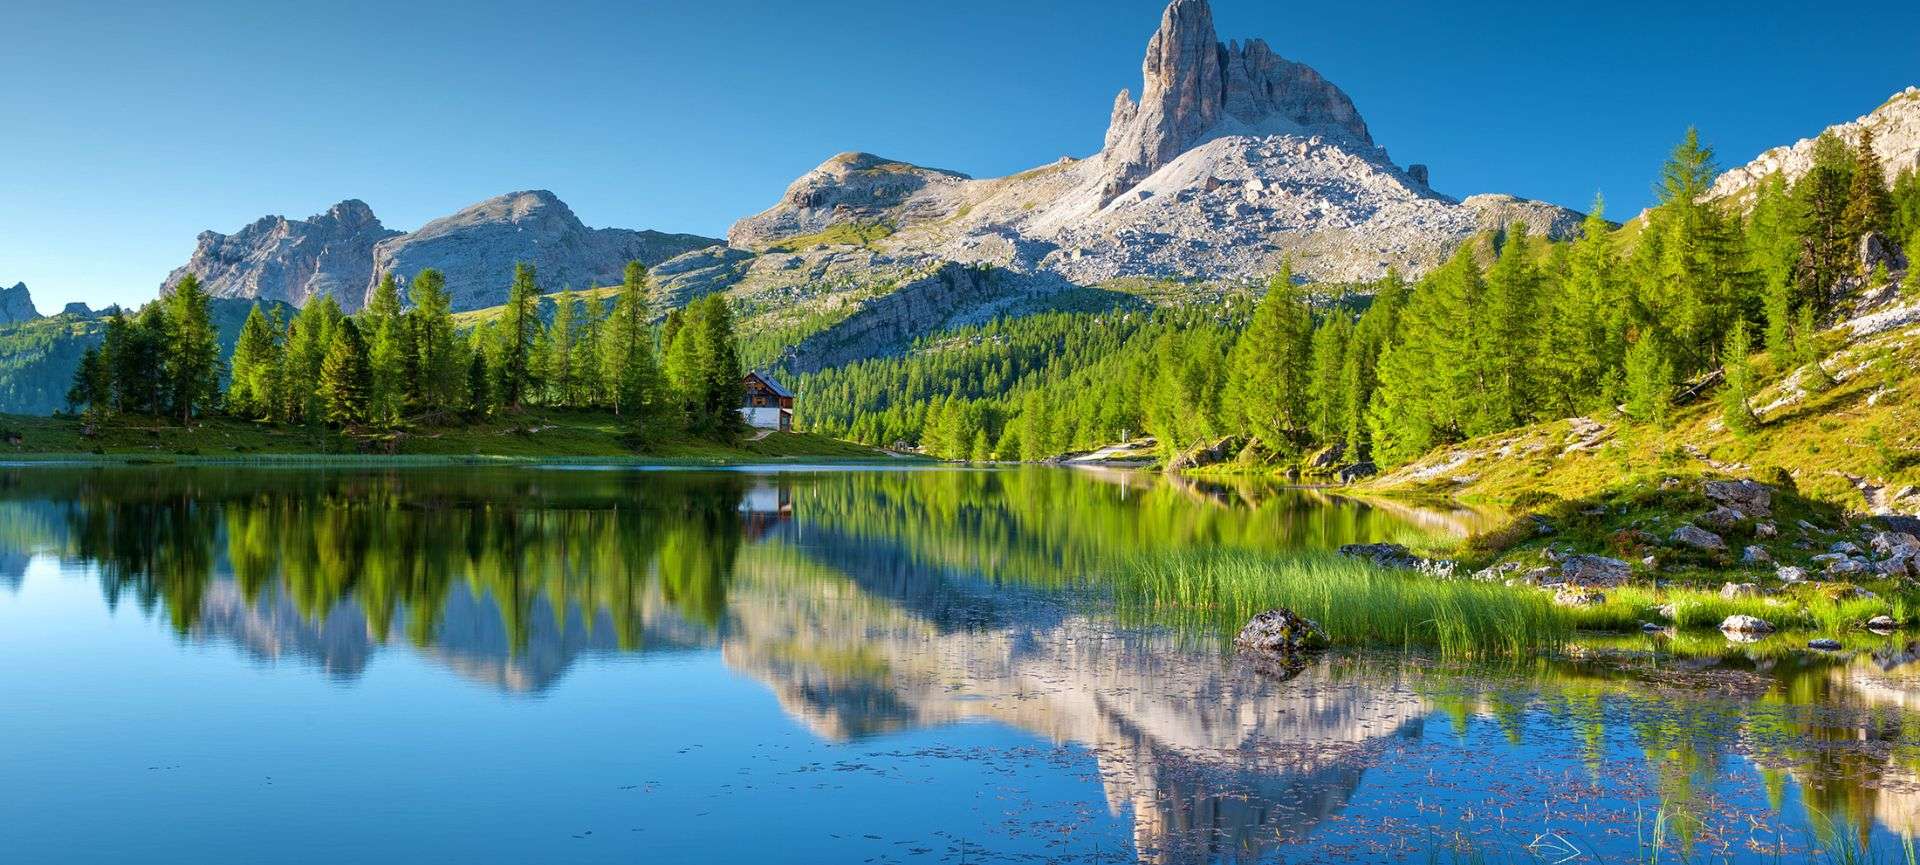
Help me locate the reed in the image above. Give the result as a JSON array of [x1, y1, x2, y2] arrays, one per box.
[[1118, 550, 1571, 658]]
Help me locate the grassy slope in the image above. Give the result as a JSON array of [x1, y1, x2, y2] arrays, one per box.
[[0, 410, 906, 463], [1364, 311, 1920, 512]]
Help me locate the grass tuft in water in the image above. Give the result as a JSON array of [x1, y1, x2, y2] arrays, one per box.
[[1117, 550, 1569, 658]]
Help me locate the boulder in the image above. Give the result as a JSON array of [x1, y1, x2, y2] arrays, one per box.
[[1233, 608, 1328, 655], [1860, 231, 1907, 276], [1867, 615, 1899, 632], [1808, 638, 1844, 651], [1719, 582, 1763, 600], [1830, 541, 1863, 556], [1703, 480, 1773, 518], [1741, 545, 1774, 565], [1559, 555, 1632, 588], [1826, 558, 1871, 577], [1670, 525, 1729, 554], [1755, 522, 1778, 539], [1777, 566, 1809, 583], [1720, 615, 1776, 635], [1698, 506, 1748, 532], [1553, 586, 1607, 607], [1337, 543, 1422, 570], [1870, 531, 1920, 556]]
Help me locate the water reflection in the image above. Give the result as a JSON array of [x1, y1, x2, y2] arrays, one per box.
[[2, 466, 1918, 861]]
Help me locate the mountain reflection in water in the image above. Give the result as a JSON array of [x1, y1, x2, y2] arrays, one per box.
[[2, 466, 1919, 863]]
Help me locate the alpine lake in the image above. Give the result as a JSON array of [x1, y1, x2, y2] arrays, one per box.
[[3, 464, 1917, 864]]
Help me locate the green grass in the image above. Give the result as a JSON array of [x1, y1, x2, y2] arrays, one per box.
[[0, 410, 910, 464], [1564, 584, 1904, 634], [765, 220, 896, 253], [1118, 550, 1570, 658]]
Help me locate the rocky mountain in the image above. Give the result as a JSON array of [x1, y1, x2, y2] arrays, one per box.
[[1711, 86, 1920, 204], [165, 193, 720, 313], [726, 0, 1586, 291], [162, 200, 401, 310], [367, 190, 719, 312], [1, 283, 40, 324]]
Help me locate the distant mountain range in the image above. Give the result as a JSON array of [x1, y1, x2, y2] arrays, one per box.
[[5, 0, 1920, 414]]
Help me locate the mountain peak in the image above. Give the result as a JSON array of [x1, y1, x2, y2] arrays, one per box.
[[1097, 0, 1373, 204], [1, 282, 40, 324]]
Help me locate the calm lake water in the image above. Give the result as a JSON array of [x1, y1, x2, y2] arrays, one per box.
[[2, 465, 1917, 863]]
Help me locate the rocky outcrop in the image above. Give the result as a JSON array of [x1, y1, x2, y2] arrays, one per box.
[[368, 190, 719, 311], [165, 193, 720, 313], [0, 283, 39, 324], [1710, 86, 1920, 205], [162, 200, 401, 310], [1099, 0, 1371, 205], [724, 0, 1589, 299]]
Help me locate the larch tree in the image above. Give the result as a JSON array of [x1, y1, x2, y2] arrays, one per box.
[[1227, 264, 1313, 448], [498, 263, 541, 410], [163, 273, 222, 423], [319, 318, 374, 428], [1842, 127, 1894, 250]]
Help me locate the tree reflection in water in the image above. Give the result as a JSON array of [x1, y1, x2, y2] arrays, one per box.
[[2, 465, 1918, 862]]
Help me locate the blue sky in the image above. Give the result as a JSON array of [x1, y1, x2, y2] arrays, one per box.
[[3, 0, 1917, 311]]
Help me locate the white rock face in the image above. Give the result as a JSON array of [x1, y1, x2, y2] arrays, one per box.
[[726, 0, 1587, 289], [162, 200, 401, 310], [0, 282, 40, 324], [368, 190, 720, 312], [1711, 86, 1920, 204], [165, 193, 720, 313]]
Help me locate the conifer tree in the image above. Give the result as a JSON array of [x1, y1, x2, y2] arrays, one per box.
[[1842, 127, 1894, 249], [1476, 225, 1542, 432], [1719, 319, 1758, 436], [67, 347, 110, 415], [1906, 230, 1920, 298], [1542, 201, 1623, 416], [498, 263, 541, 410], [227, 304, 280, 419], [408, 269, 460, 413], [543, 287, 578, 406], [1306, 316, 1351, 446], [466, 352, 491, 418], [1369, 244, 1484, 465], [365, 273, 407, 425], [163, 273, 222, 423], [319, 319, 374, 428], [283, 297, 342, 424], [1623, 334, 1674, 428], [1227, 264, 1313, 448], [603, 262, 665, 422], [1795, 133, 1856, 319]]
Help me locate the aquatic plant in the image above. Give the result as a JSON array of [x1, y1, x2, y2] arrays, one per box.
[[1119, 550, 1570, 658]]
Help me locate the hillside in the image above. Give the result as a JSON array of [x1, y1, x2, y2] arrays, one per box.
[[1364, 289, 1920, 516], [0, 299, 283, 416]]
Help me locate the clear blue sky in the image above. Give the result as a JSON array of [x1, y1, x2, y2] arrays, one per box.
[[4, 0, 1916, 312]]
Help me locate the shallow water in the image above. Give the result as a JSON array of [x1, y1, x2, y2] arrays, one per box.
[[1, 466, 1916, 863]]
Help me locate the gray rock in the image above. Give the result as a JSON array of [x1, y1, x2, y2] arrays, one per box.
[[1703, 480, 1773, 518], [0, 282, 39, 324], [1827, 558, 1871, 577], [164, 194, 720, 313], [1559, 555, 1632, 588], [1671, 525, 1729, 554], [1719, 582, 1763, 600], [1336, 543, 1421, 570], [1233, 608, 1328, 655], [1552, 586, 1606, 607], [1741, 545, 1774, 565], [1777, 566, 1809, 583], [162, 200, 403, 310], [1869, 531, 1920, 557], [1698, 506, 1748, 532], [1808, 638, 1844, 651], [1720, 615, 1776, 635], [1867, 615, 1899, 632], [369, 191, 720, 312], [1755, 522, 1778, 539], [1830, 541, 1864, 556]]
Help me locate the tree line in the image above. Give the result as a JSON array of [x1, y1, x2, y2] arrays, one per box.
[[802, 128, 1919, 465], [68, 261, 750, 443]]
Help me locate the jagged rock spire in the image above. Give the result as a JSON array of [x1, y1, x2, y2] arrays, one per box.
[[1099, 0, 1373, 203]]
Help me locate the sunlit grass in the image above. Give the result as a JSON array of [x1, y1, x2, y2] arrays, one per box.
[[1117, 550, 1570, 658], [1563, 585, 1900, 634]]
